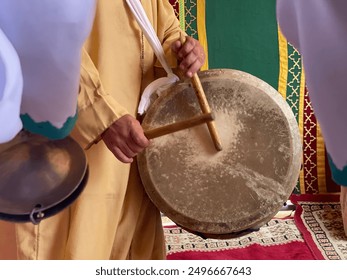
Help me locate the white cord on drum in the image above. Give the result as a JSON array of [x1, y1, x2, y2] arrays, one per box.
[[125, 0, 179, 115]]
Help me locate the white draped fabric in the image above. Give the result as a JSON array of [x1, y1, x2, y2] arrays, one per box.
[[277, 0, 347, 184], [0, 0, 96, 142]]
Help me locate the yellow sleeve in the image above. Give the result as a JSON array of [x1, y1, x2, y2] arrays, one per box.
[[71, 48, 129, 149]]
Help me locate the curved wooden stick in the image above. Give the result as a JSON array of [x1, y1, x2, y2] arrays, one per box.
[[180, 35, 223, 151]]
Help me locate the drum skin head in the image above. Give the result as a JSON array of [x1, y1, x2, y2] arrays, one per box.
[[0, 131, 87, 224], [138, 69, 302, 239]]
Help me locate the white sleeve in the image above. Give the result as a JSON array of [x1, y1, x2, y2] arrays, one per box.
[[277, 0, 347, 183]]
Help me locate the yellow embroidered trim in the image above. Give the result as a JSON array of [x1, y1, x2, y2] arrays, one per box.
[[179, 0, 185, 31], [197, 0, 209, 70], [277, 27, 288, 99], [316, 119, 327, 193], [299, 66, 306, 193]]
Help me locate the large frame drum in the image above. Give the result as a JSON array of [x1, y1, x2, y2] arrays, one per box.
[[138, 69, 302, 239]]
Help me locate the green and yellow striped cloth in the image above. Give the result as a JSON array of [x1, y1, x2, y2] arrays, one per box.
[[169, 0, 339, 194]]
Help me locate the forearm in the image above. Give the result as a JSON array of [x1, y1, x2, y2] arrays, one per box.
[[71, 49, 128, 149]]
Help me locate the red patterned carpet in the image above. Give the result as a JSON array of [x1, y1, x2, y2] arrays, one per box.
[[164, 194, 347, 260], [164, 217, 314, 260], [291, 194, 347, 260]]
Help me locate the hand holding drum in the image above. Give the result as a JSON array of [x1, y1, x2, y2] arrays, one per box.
[[172, 34, 223, 151]]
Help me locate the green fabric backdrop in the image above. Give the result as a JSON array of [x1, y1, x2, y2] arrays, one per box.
[[205, 0, 279, 90]]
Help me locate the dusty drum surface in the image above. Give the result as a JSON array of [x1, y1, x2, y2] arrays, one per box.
[[138, 69, 302, 238], [0, 131, 88, 224]]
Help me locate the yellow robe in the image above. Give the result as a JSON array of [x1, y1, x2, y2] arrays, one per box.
[[5, 0, 182, 260]]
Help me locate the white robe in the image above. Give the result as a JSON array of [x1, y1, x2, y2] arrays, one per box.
[[277, 0, 347, 184]]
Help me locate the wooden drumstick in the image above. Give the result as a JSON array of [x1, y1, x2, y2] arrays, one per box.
[[179, 34, 223, 151], [144, 112, 214, 139]]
